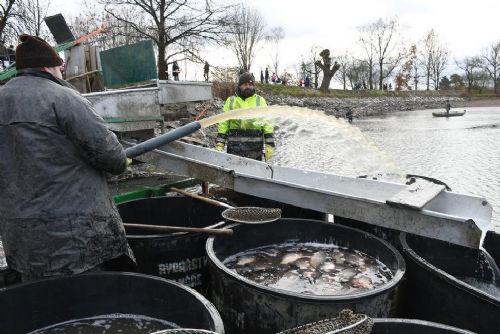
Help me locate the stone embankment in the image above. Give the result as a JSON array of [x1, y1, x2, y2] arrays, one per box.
[[161, 95, 472, 148], [262, 95, 468, 118]]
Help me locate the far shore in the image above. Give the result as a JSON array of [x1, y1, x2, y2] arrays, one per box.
[[260, 94, 500, 118]]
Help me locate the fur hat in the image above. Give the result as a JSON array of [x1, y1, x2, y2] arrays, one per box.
[[238, 72, 254, 86], [15, 34, 63, 70]]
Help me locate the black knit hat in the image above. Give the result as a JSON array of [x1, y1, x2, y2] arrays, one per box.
[[15, 34, 63, 70], [238, 72, 254, 86]]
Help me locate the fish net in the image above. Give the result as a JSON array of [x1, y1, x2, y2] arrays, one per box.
[[277, 309, 373, 334], [222, 207, 282, 224]]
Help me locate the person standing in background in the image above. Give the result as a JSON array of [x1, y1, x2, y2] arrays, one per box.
[[215, 73, 275, 161], [172, 61, 180, 81], [204, 61, 210, 81]]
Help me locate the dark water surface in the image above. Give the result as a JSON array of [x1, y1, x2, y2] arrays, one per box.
[[28, 314, 178, 334], [223, 242, 393, 295], [356, 107, 500, 227]]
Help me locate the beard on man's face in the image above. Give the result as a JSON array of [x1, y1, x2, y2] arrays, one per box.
[[239, 87, 254, 99]]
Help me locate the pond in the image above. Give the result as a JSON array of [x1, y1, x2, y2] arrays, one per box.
[[356, 106, 500, 227]]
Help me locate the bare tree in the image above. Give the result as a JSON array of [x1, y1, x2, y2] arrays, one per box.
[[418, 29, 448, 91], [456, 56, 483, 93], [431, 44, 448, 90], [358, 23, 376, 89], [304, 45, 323, 89], [346, 59, 369, 89], [315, 49, 340, 93], [374, 17, 402, 89], [102, 0, 232, 80], [227, 4, 265, 73], [358, 17, 403, 90], [15, 0, 51, 38], [1, 0, 20, 44], [335, 51, 351, 90], [481, 40, 500, 94], [265, 26, 284, 76], [418, 29, 435, 90]]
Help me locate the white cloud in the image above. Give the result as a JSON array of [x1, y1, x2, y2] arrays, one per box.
[[47, 0, 500, 80]]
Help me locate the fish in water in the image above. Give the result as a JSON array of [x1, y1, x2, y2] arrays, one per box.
[[281, 252, 302, 264], [310, 251, 326, 268], [237, 255, 256, 266], [319, 262, 336, 272], [349, 276, 373, 289], [223, 242, 393, 296]]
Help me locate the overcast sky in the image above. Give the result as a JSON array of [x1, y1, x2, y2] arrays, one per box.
[[51, 0, 500, 79]]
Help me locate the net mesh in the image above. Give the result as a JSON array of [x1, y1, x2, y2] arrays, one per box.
[[277, 310, 373, 334], [222, 207, 282, 223]]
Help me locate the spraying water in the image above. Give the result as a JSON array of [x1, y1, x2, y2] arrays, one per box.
[[200, 106, 404, 181]]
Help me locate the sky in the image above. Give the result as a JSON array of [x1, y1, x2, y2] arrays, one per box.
[[50, 0, 500, 81]]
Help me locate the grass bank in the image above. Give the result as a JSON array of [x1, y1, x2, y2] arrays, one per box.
[[212, 81, 499, 100]]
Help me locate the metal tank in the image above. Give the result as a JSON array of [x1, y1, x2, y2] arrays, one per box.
[[0, 272, 224, 334], [117, 196, 226, 294], [371, 318, 475, 334], [206, 218, 406, 334], [400, 232, 500, 334]]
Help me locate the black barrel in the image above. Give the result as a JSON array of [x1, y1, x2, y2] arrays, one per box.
[[400, 232, 500, 334], [372, 319, 475, 334], [118, 197, 226, 294], [483, 229, 500, 266], [0, 272, 224, 334], [206, 218, 405, 334]]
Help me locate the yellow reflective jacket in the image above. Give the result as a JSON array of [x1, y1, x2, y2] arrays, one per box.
[[216, 94, 274, 160]]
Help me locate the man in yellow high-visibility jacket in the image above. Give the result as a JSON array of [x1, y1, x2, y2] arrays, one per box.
[[215, 72, 275, 161]]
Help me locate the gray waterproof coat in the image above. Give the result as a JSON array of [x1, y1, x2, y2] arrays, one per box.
[[0, 69, 134, 278]]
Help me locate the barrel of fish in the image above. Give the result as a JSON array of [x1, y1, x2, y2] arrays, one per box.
[[371, 319, 475, 334], [118, 196, 225, 294], [0, 272, 224, 334], [206, 218, 405, 334], [399, 232, 500, 334]]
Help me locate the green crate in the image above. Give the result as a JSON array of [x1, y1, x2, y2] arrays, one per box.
[[100, 40, 157, 87]]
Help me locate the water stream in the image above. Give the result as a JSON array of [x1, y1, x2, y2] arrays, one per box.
[[200, 105, 499, 226], [201, 106, 404, 181]]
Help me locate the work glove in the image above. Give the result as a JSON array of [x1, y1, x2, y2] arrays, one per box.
[[215, 142, 225, 152], [264, 144, 274, 161]]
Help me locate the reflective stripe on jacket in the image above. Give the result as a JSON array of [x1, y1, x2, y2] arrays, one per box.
[[216, 94, 274, 150]]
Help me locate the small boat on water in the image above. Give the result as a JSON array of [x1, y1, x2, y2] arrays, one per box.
[[432, 110, 466, 117]]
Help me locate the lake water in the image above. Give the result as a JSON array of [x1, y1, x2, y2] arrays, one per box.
[[355, 107, 500, 227]]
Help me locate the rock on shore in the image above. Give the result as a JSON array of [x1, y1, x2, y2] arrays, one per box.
[[262, 95, 468, 118]]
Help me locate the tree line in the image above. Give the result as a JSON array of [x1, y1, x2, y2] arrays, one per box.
[[1, 0, 499, 94]]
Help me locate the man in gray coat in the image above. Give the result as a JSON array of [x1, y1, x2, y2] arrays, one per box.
[[0, 34, 135, 282]]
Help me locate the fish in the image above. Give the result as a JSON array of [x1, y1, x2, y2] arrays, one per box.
[[310, 251, 326, 268], [319, 261, 336, 272], [237, 255, 256, 266], [281, 252, 302, 265], [349, 276, 373, 289], [332, 252, 345, 264], [294, 258, 311, 270]]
